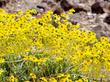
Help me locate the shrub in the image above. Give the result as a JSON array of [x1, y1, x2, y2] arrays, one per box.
[[0, 8, 110, 81]]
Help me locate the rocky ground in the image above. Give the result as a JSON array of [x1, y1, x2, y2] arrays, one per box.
[[0, 0, 110, 39]]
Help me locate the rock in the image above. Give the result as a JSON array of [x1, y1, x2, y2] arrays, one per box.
[[53, 6, 63, 15], [101, 1, 110, 14], [92, 25, 102, 32], [104, 15, 110, 24], [91, 2, 105, 14], [0, 0, 6, 7], [36, 2, 49, 12], [60, 0, 73, 11], [104, 0, 110, 1], [54, 0, 61, 2], [92, 24, 109, 38]]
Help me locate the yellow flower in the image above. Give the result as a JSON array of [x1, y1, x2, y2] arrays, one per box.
[[57, 73, 65, 78], [23, 55, 38, 62], [67, 8, 75, 14], [0, 69, 4, 75], [30, 73, 36, 79], [40, 77, 48, 82], [59, 78, 67, 82], [0, 8, 7, 14], [100, 36, 109, 44], [17, 10, 23, 15], [0, 58, 5, 64], [67, 79, 73, 82], [75, 23, 80, 28], [55, 57, 63, 62], [24, 81, 30, 82], [65, 73, 71, 78], [38, 58, 48, 63], [61, 13, 68, 18], [75, 79, 83, 82], [82, 77, 88, 82], [9, 75, 18, 82], [49, 77, 57, 82], [30, 9, 37, 14]]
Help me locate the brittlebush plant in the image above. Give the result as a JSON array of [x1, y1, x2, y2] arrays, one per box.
[[0, 7, 110, 82]]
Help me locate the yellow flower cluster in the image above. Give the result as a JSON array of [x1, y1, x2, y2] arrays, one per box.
[[23, 55, 48, 63], [8, 75, 18, 82], [32, 9, 110, 79], [0, 8, 110, 81], [0, 8, 39, 56], [25, 73, 86, 82], [33, 73, 72, 82]]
